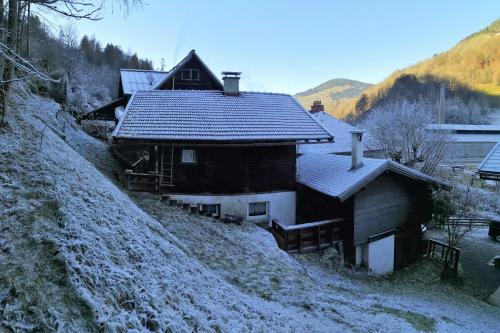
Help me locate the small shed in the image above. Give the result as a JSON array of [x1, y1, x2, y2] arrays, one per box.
[[296, 133, 447, 274], [478, 142, 500, 205]]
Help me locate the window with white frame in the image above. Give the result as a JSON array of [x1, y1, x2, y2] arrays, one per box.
[[181, 69, 200, 81], [248, 202, 268, 217], [181, 149, 197, 164]]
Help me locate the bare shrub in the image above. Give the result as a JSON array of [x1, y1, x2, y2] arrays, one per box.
[[366, 100, 451, 175]]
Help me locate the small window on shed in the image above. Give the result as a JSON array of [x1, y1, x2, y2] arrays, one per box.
[[181, 149, 197, 164], [248, 202, 268, 217]]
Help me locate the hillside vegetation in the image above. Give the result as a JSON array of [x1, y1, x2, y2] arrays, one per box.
[[1, 87, 500, 331], [295, 78, 372, 114], [315, 19, 500, 121]]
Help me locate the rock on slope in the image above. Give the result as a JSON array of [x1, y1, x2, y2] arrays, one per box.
[[1, 88, 499, 332]]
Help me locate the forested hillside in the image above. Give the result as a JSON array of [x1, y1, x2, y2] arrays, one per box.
[[30, 18, 153, 114], [317, 19, 500, 122], [295, 78, 372, 113], [0, 1, 152, 125]]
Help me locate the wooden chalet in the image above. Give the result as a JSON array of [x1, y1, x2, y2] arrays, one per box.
[[112, 71, 333, 224], [296, 131, 448, 273], [77, 50, 223, 122]]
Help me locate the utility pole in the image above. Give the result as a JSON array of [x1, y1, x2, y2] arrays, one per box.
[[438, 81, 445, 124]]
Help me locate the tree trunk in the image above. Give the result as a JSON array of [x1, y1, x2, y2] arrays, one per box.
[[0, 0, 18, 126], [0, 0, 5, 91]]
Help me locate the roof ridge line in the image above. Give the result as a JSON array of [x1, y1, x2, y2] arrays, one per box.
[[120, 68, 169, 73]]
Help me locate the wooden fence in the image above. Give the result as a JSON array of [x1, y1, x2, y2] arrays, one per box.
[[271, 218, 345, 254], [437, 217, 496, 229], [422, 239, 461, 275]]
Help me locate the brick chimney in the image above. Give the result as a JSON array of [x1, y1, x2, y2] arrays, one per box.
[[310, 100, 324, 113], [222, 71, 241, 96], [350, 130, 365, 170]]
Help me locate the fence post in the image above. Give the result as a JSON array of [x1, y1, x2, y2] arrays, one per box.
[[454, 249, 460, 275], [316, 226, 321, 250]]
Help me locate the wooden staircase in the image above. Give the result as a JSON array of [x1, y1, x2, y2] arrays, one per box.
[[160, 195, 221, 219], [161, 146, 174, 186]]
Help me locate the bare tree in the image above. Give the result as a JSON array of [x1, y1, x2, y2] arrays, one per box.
[[433, 176, 474, 279], [0, 0, 142, 127], [366, 100, 451, 175]]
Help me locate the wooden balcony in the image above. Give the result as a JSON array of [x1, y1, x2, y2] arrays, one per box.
[[124, 156, 160, 192], [271, 218, 345, 253]]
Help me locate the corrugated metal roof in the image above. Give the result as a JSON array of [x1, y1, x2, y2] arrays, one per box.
[[448, 134, 500, 143], [297, 154, 446, 201], [112, 90, 333, 142], [298, 112, 379, 154], [120, 69, 169, 95], [428, 124, 500, 132], [479, 142, 500, 175]]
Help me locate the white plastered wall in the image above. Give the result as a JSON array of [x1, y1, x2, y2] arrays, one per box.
[[364, 234, 395, 274], [168, 191, 296, 225]]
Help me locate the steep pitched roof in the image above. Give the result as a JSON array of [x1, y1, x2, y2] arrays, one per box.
[[120, 69, 169, 95], [297, 154, 447, 201], [153, 50, 223, 90], [478, 142, 500, 179], [298, 112, 378, 154], [112, 90, 333, 143]]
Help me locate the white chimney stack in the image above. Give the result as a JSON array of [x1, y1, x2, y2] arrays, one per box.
[[222, 71, 241, 96], [350, 130, 365, 170]]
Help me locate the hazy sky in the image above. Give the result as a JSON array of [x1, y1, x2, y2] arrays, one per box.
[[51, 0, 500, 94]]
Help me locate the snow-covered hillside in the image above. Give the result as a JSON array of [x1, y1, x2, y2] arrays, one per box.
[[1, 89, 499, 332]]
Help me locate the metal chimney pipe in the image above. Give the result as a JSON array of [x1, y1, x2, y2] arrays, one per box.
[[222, 71, 241, 96], [350, 130, 365, 170]]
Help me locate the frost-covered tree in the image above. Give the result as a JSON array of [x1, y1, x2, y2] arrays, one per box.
[[0, 0, 145, 127], [366, 100, 451, 175]]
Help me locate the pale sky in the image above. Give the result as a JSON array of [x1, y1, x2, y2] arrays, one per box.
[[50, 0, 500, 94]]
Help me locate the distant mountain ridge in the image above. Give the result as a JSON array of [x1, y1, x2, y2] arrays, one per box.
[[295, 78, 372, 112], [338, 19, 500, 121]]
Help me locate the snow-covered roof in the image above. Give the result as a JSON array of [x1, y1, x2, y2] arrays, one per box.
[[120, 69, 169, 95], [153, 50, 223, 90], [297, 153, 446, 201], [448, 134, 500, 143], [298, 112, 378, 154], [478, 142, 500, 177], [113, 90, 333, 142], [428, 124, 500, 133]]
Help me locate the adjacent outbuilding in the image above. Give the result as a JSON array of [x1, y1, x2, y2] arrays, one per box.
[[297, 132, 447, 274]]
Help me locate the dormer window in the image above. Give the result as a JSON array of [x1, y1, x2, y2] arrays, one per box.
[[182, 69, 200, 81]]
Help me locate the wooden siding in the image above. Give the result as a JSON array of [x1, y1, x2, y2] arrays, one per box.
[[160, 145, 296, 194], [353, 173, 431, 246], [158, 56, 222, 91], [295, 184, 354, 259]]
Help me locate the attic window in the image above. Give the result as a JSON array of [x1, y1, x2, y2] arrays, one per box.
[[182, 69, 200, 81]]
